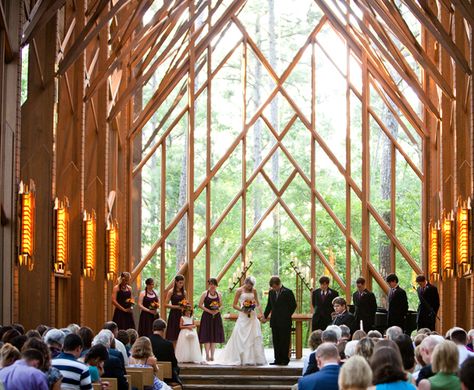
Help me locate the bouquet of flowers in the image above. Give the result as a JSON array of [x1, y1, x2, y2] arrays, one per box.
[[126, 298, 136, 309], [209, 300, 220, 317], [149, 301, 159, 312], [242, 299, 256, 318], [178, 298, 189, 309]]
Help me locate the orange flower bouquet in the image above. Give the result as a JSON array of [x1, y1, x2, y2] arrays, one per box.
[[178, 298, 190, 309], [242, 299, 256, 318], [126, 298, 136, 309], [209, 300, 220, 317], [149, 301, 159, 312]]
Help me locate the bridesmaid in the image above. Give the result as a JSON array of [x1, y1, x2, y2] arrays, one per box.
[[112, 272, 136, 330], [138, 278, 159, 337], [165, 274, 186, 345], [198, 278, 225, 361]]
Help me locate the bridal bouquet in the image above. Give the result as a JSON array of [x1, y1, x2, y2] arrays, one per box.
[[209, 300, 220, 317], [242, 299, 256, 318]]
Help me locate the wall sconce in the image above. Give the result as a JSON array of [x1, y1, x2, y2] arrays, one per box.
[[18, 180, 35, 270], [83, 210, 96, 279], [428, 220, 440, 281], [456, 197, 471, 276], [54, 197, 69, 275], [107, 219, 118, 281], [441, 210, 454, 278]]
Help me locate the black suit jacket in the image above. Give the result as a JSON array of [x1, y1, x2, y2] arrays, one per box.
[[387, 286, 408, 329], [417, 283, 440, 318], [332, 310, 356, 334], [149, 333, 180, 383], [312, 288, 339, 322], [104, 351, 129, 390], [352, 289, 377, 331], [264, 286, 297, 328]]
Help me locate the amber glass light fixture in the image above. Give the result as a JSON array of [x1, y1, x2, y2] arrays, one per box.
[[54, 197, 69, 274], [83, 210, 96, 278], [107, 219, 118, 281], [441, 210, 454, 278], [428, 220, 440, 281], [18, 180, 35, 270], [456, 198, 471, 276]]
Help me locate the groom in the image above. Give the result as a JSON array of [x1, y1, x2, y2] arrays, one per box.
[[262, 276, 297, 365]]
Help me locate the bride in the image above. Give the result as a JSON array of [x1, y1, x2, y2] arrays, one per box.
[[217, 276, 267, 365]]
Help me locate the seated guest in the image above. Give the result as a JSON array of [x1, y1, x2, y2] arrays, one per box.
[[355, 337, 374, 362], [92, 329, 129, 390], [467, 329, 474, 351], [116, 330, 131, 355], [1, 329, 20, 344], [0, 343, 20, 368], [129, 337, 172, 390], [103, 321, 128, 365], [67, 324, 81, 335], [304, 329, 338, 376], [367, 330, 382, 340], [344, 340, 359, 359], [460, 357, 474, 390], [418, 340, 461, 390], [450, 328, 474, 366], [416, 335, 444, 385], [339, 355, 372, 390], [83, 344, 109, 383], [352, 330, 367, 341], [12, 323, 25, 335], [78, 326, 94, 357], [36, 325, 49, 337], [26, 330, 42, 339], [298, 343, 340, 390], [325, 326, 342, 341], [23, 337, 63, 390], [52, 334, 92, 390], [332, 298, 355, 334], [338, 324, 352, 359], [385, 326, 403, 341], [302, 330, 322, 376], [44, 328, 66, 358], [369, 346, 415, 390], [149, 319, 182, 387], [0, 347, 49, 390], [126, 329, 138, 348], [394, 334, 415, 374]]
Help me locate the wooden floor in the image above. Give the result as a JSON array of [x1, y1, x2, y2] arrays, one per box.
[[179, 349, 305, 389]]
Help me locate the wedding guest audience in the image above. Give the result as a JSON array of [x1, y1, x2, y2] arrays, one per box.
[[44, 328, 66, 358], [298, 343, 340, 390], [1, 328, 20, 344], [460, 357, 474, 390], [367, 330, 382, 339], [0, 326, 14, 341], [149, 319, 182, 387], [26, 329, 42, 339], [450, 328, 474, 366], [0, 343, 20, 368], [116, 330, 130, 355], [325, 326, 342, 341], [126, 328, 138, 348], [355, 337, 374, 361], [386, 326, 403, 341], [23, 337, 63, 390], [344, 340, 359, 359], [352, 330, 367, 341], [302, 330, 322, 376], [9, 334, 27, 351], [36, 325, 49, 336], [369, 347, 415, 390], [467, 330, 474, 351], [83, 344, 109, 383], [103, 321, 129, 365], [92, 329, 129, 390], [339, 355, 373, 390], [52, 333, 92, 390], [67, 324, 81, 335], [413, 345, 425, 377], [78, 327, 94, 357], [394, 334, 416, 374], [418, 340, 461, 390], [413, 333, 428, 347], [11, 323, 25, 335], [416, 335, 444, 385], [0, 347, 49, 390]]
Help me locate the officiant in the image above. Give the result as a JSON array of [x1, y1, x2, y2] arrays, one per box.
[[263, 276, 297, 366]]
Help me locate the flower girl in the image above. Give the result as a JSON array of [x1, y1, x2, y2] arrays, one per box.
[[175, 307, 204, 363]]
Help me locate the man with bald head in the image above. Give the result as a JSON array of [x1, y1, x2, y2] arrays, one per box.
[[298, 343, 340, 390], [415, 335, 444, 385]]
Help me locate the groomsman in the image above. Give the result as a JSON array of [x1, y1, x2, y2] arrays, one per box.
[[386, 273, 408, 332], [415, 274, 439, 331], [352, 277, 377, 333], [331, 297, 356, 334], [311, 276, 339, 331], [263, 276, 297, 366]]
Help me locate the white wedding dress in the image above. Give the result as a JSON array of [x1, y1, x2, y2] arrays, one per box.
[[216, 291, 267, 365]]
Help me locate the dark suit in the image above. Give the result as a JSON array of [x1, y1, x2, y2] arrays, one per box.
[[332, 310, 356, 334], [298, 364, 340, 390], [149, 333, 181, 385], [104, 350, 129, 390], [353, 288, 377, 332], [387, 286, 408, 331], [264, 286, 297, 364], [416, 283, 439, 331], [311, 288, 339, 331], [303, 352, 318, 376]]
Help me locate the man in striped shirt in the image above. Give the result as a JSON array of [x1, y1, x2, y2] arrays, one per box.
[[52, 333, 92, 390]]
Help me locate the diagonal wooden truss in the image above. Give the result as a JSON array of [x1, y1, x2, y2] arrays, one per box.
[[39, 0, 473, 310]]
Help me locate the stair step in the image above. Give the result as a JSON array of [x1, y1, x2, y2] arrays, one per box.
[[183, 385, 294, 390], [181, 374, 300, 385]]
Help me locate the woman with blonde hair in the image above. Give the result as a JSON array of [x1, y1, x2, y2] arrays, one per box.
[[129, 336, 172, 390], [0, 343, 20, 368], [339, 355, 373, 390], [418, 340, 461, 390]]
